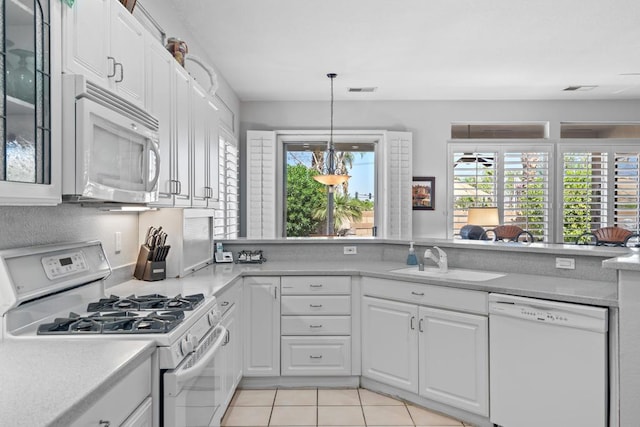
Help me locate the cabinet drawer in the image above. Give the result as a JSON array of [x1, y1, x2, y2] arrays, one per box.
[[281, 315, 351, 335], [281, 276, 351, 295], [281, 336, 351, 376], [363, 277, 488, 315], [281, 295, 351, 315], [216, 280, 242, 315], [71, 357, 151, 427]]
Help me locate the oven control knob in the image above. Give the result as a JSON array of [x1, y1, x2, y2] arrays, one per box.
[[181, 335, 194, 355], [208, 311, 220, 326], [189, 334, 199, 348]]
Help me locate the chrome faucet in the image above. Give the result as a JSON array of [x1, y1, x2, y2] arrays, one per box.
[[424, 246, 448, 273]]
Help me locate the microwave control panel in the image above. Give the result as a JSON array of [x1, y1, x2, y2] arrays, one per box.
[[41, 251, 88, 280]]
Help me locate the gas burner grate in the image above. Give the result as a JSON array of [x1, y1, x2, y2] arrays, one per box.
[[37, 310, 186, 335], [86, 293, 205, 312]]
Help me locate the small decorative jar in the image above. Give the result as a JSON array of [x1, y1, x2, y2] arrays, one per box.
[[165, 37, 188, 67]]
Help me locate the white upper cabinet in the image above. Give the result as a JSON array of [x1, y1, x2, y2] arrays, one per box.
[[144, 35, 174, 204], [191, 83, 219, 207], [0, 0, 61, 205], [62, 0, 145, 107]]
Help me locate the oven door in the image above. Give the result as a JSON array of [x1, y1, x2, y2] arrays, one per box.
[[74, 97, 160, 203], [163, 324, 227, 427]]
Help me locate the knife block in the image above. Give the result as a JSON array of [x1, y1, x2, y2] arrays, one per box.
[[141, 260, 166, 281]]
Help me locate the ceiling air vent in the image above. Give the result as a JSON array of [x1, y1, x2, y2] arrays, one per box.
[[563, 85, 598, 91], [348, 87, 377, 93]]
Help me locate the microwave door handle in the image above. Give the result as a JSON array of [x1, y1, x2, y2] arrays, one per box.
[[172, 325, 227, 385], [147, 141, 161, 191]]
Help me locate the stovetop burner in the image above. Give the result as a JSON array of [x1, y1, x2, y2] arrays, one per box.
[[36, 310, 186, 335], [86, 293, 205, 312]]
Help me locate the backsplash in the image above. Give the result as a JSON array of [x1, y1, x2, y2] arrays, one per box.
[[0, 204, 139, 269]]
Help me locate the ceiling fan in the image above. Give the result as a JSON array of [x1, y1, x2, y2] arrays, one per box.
[[454, 153, 494, 168]]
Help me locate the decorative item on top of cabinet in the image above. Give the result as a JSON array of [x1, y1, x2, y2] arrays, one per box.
[[165, 37, 188, 67], [118, 0, 136, 13]]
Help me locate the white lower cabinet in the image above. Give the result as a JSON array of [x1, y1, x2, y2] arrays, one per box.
[[121, 397, 153, 427], [243, 276, 281, 376], [280, 276, 352, 377], [418, 307, 488, 416], [361, 296, 419, 392], [281, 336, 351, 376], [362, 290, 489, 416], [71, 356, 152, 427]]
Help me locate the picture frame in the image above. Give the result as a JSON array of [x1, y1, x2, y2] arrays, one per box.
[[412, 177, 435, 210]]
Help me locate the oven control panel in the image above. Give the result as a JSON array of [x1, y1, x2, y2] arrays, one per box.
[[41, 251, 88, 280]]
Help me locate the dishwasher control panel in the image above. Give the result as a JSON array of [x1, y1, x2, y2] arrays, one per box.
[[489, 293, 608, 333]]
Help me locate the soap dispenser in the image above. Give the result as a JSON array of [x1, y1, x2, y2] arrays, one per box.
[[406, 241, 418, 265]]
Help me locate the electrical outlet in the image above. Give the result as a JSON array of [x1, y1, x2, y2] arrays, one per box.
[[343, 246, 357, 255], [555, 257, 575, 269], [114, 232, 122, 254]]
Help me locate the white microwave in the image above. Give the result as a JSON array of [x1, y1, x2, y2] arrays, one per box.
[[62, 75, 160, 204]]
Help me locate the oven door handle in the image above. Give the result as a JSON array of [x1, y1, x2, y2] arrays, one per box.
[[165, 325, 227, 396]]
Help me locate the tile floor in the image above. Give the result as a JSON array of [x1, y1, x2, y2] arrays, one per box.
[[221, 388, 474, 426]]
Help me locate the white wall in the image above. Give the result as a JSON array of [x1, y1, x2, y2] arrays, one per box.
[[240, 99, 640, 238]]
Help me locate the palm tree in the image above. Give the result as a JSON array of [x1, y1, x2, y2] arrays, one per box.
[[312, 193, 364, 234]]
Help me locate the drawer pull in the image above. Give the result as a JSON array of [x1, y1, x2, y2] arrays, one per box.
[[309, 324, 323, 328], [411, 291, 425, 296], [309, 304, 323, 308], [221, 301, 230, 307], [99, 421, 111, 427], [410, 316, 415, 330], [309, 355, 323, 359], [419, 318, 424, 332], [310, 284, 323, 288]]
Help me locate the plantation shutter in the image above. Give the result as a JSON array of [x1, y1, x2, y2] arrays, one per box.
[[503, 151, 550, 241], [561, 150, 609, 243], [451, 150, 498, 235], [246, 130, 277, 238], [214, 131, 240, 239], [385, 131, 412, 239], [614, 151, 640, 233]]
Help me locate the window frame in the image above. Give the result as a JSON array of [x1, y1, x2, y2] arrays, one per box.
[[556, 139, 640, 242], [276, 131, 382, 238], [447, 140, 555, 240]]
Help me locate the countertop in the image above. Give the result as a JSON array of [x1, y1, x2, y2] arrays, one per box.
[[111, 259, 619, 307], [603, 252, 640, 272], [0, 340, 154, 427]]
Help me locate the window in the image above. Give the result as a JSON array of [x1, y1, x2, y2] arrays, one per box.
[[450, 143, 552, 241], [246, 130, 412, 240], [284, 141, 376, 237], [559, 143, 640, 242]]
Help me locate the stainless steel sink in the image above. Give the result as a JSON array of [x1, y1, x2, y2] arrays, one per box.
[[390, 266, 506, 282]]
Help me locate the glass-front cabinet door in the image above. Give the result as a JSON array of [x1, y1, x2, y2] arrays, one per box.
[[1, 0, 59, 204]]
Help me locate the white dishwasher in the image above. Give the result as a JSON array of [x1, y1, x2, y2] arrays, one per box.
[[489, 293, 608, 427]]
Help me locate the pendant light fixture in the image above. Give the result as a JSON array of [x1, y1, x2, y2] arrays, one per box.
[[313, 73, 350, 186]]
